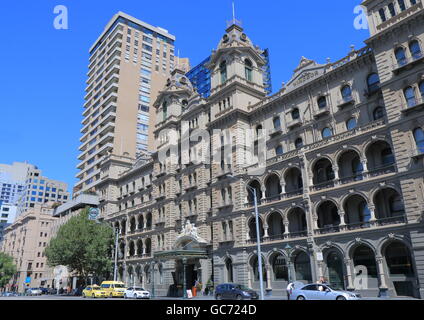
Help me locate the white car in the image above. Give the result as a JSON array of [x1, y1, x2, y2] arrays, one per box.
[[124, 287, 151, 299], [27, 288, 42, 296], [291, 283, 361, 300]]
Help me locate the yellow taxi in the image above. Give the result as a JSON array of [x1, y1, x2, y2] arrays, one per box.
[[82, 285, 107, 298], [100, 281, 127, 298]]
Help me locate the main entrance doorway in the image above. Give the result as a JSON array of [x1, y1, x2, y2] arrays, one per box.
[[169, 259, 200, 297]]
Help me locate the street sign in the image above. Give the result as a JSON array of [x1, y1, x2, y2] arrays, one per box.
[[25, 276, 31, 284], [88, 207, 99, 221], [316, 252, 323, 261]]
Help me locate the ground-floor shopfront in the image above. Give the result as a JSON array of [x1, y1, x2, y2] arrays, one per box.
[[119, 224, 424, 299]]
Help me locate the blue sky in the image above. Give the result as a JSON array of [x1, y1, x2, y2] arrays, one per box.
[[0, 0, 367, 193]]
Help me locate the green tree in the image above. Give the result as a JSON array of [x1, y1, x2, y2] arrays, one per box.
[[45, 208, 114, 285], [0, 252, 17, 289]]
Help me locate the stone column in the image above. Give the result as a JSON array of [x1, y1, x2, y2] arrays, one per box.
[[284, 221, 289, 236], [361, 158, 368, 172], [263, 225, 269, 238], [344, 259, 355, 290], [376, 256, 389, 290], [333, 166, 340, 184], [369, 205, 377, 222], [280, 181, 286, 195], [339, 210, 346, 231], [266, 265, 272, 290], [317, 261, 324, 280], [247, 265, 252, 289]]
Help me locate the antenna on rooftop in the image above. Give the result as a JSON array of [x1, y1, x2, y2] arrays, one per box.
[[227, 1, 242, 28]]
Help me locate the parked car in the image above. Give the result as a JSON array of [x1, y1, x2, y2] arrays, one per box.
[[215, 283, 259, 300], [2, 291, 18, 297], [47, 288, 57, 295], [26, 288, 42, 296], [39, 288, 49, 295], [71, 287, 83, 296], [291, 283, 361, 300], [124, 287, 151, 299], [82, 285, 107, 298], [100, 281, 126, 298]]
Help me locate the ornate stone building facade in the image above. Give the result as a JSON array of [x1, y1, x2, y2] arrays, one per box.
[[98, 0, 424, 298]]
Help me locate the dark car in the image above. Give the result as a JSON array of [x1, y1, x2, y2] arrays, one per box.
[[39, 288, 49, 295], [215, 283, 259, 300]]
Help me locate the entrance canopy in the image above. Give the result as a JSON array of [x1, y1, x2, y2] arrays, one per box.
[[154, 221, 210, 261]]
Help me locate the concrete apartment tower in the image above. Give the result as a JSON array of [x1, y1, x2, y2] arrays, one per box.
[[75, 12, 179, 195]]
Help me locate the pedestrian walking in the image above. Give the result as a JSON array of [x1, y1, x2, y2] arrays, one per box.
[[286, 282, 294, 300]]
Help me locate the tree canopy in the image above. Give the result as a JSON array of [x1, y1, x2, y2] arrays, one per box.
[[0, 252, 17, 288], [45, 208, 114, 283]]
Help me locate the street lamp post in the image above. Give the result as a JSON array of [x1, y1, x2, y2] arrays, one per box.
[[113, 227, 119, 282], [247, 185, 265, 301], [182, 258, 187, 299], [151, 260, 155, 299]]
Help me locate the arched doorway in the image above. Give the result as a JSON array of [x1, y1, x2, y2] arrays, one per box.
[[250, 255, 267, 282], [352, 245, 378, 290], [326, 251, 345, 290], [271, 253, 288, 281], [384, 241, 416, 297], [294, 251, 312, 283]]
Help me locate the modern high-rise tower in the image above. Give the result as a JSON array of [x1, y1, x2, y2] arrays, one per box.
[[75, 12, 177, 195]]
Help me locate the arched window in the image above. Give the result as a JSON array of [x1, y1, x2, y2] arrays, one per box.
[[381, 147, 395, 165], [321, 127, 333, 139], [389, 194, 404, 215], [225, 259, 234, 282], [255, 125, 263, 137], [358, 202, 372, 222], [220, 60, 227, 84], [294, 138, 303, 149], [404, 86, 417, 107], [395, 47, 407, 66], [409, 40, 422, 60], [245, 59, 253, 82], [341, 85, 352, 101], [317, 96, 327, 109], [398, 0, 406, 11], [346, 118, 357, 130], [388, 2, 396, 17], [379, 8, 387, 23], [414, 128, 424, 154], [162, 101, 167, 121], [291, 108, 300, 120], [367, 73, 380, 93], [273, 117, 281, 129], [373, 107, 385, 120], [275, 145, 284, 156]]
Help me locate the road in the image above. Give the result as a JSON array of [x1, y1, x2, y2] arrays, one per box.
[[0, 295, 419, 301]]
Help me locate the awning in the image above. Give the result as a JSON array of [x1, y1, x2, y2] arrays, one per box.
[[154, 249, 209, 260]]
